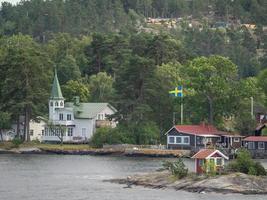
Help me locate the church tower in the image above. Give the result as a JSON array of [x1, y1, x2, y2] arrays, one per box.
[[49, 70, 64, 120]]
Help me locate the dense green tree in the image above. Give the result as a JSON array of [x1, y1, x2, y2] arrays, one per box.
[[62, 80, 90, 102], [185, 56, 238, 124], [0, 112, 11, 141], [57, 55, 81, 84], [88, 72, 115, 102], [0, 34, 52, 141]]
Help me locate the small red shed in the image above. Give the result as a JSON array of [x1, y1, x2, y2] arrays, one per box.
[[191, 149, 229, 174]]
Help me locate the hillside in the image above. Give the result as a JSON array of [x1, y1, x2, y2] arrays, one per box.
[[0, 0, 266, 144]]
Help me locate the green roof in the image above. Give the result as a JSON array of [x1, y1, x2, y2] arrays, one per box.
[[65, 102, 117, 119], [50, 70, 64, 100]]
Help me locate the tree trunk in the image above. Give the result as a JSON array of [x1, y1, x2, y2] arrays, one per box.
[[0, 129, 3, 142], [207, 96, 214, 125], [16, 116, 20, 138], [25, 105, 31, 142]]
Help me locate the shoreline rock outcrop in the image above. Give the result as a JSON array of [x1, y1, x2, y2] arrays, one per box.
[[106, 171, 267, 195]]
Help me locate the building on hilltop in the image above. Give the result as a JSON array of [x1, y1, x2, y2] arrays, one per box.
[[41, 70, 117, 143]]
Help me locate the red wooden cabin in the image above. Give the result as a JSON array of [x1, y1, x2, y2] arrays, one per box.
[[191, 149, 229, 174]]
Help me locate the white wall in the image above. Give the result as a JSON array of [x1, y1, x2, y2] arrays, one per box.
[[29, 120, 46, 141], [74, 118, 94, 139]]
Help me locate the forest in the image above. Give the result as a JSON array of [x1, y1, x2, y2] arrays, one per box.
[[0, 0, 267, 144]]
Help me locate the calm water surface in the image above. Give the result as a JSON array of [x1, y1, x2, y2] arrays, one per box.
[[0, 154, 266, 200]]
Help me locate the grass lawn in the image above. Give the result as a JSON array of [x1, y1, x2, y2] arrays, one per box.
[[0, 141, 92, 150]]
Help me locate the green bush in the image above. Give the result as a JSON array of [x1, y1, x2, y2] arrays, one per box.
[[128, 121, 160, 145], [227, 149, 266, 176], [90, 127, 134, 148], [12, 137, 23, 147], [162, 158, 188, 179], [202, 159, 217, 176]]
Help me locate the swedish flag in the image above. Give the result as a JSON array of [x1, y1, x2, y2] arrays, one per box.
[[169, 86, 183, 97]]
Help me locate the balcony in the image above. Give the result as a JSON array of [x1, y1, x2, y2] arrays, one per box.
[[51, 120, 75, 126], [96, 120, 112, 128]]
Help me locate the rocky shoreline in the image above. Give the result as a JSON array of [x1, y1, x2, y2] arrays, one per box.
[[106, 171, 267, 194], [0, 147, 190, 157]]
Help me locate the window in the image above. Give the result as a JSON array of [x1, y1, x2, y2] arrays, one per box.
[[59, 113, 64, 120], [168, 136, 190, 145], [234, 137, 240, 142], [183, 136, 190, 144], [205, 138, 212, 143], [67, 128, 73, 136], [60, 101, 64, 106], [176, 137, 182, 144], [67, 114, 72, 121], [248, 142, 255, 150], [197, 137, 202, 145], [258, 142, 265, 150], [199, 159, 204, 166], [30, 130, 34, 136], [42, 130, 44, 136], [98, 114, 104, 120], [216, 158, 222, 166], [168, 136, 175, 144], [50, 102, 53, 106], [55, 102, 59, 106]]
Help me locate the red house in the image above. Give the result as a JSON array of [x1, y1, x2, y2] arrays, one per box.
[[242, 136, 267, 157], [191, 149, 229, 174], [166, 123, 242, 150]]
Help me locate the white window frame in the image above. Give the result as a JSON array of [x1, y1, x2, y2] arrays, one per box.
[[176, 136, 182, 144], [67, 128, 73, 136], [98, 113, 104, 120], [168, 136, 175, 144], [258, 142, 265, 150], [67, 114, 72, 121], [59, 113, 64, 121], [248, 142, 255, 150], [233, 137, 240, 142], [216, 158, 222, 166], [168, 136, 190, 145], [183, 136, 190, 144]]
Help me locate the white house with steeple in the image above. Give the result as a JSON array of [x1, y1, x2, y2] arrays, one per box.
[[41, 71, 117, 143]]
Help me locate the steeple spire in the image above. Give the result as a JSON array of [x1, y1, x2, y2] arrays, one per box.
[[50, 69, 64, 99]]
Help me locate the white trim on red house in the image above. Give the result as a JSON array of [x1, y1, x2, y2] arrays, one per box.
[[206, 150, 229, 160]]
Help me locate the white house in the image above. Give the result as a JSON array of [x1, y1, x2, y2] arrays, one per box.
[[41, 71, 117, 143]]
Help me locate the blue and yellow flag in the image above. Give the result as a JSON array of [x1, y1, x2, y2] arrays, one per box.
[[169, 86, 183, 97]]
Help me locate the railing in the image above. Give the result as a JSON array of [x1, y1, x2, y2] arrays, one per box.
[[52, 120, 75, 126], [41, 135, 87, 142]]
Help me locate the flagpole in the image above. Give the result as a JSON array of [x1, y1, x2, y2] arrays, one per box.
[[181, 98, 183, 125]]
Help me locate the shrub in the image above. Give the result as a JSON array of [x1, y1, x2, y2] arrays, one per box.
[[12, 137, 23, 147], [90, 127, 134, 148], [227, 149, 266, 176], [162, 158, 188, 179], [252, 162, 267, 176], [202, 159, 217, 176]]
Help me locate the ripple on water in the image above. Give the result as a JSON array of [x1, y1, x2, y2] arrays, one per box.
[[0, 154, 266, 200]]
